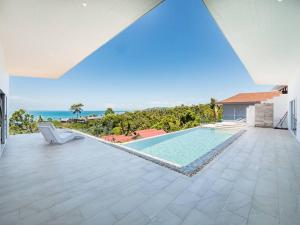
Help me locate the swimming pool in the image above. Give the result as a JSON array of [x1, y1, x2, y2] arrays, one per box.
[[122, 127, 245, 175]]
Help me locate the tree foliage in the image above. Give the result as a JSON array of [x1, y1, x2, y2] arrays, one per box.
[[82, 104, 222, 137], [9, 103, 222, 136], [9, 109, 38, 134], [104, 108, 114, 116], [70, 103, 84, 119], [209, 98, 222, 121]]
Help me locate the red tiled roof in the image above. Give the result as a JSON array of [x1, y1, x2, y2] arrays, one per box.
[[135, 129, 166, 138], [102, 129, 166, 143], [102, 135, 133, 143], [218, 91, 281, 104]]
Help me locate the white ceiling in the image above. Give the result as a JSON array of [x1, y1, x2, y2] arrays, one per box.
[[203, 0, 300, 85], [0, 0, 162, 78]]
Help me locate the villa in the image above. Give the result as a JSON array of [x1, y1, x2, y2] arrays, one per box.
[[219, 89, 290, 129], [1, 1, 300, 225], [219, 91, 281, 121]]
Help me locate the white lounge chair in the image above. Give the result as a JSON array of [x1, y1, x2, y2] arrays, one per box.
[[38, 122, 84, 144]]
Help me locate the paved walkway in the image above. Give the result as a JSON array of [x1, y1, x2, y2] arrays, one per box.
[[0, 128, 299, 225]]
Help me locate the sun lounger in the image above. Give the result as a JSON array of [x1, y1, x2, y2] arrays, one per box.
[[38, 122, 84, 144]]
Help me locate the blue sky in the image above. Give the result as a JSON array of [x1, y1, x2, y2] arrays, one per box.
[[10, 0, 270, 111]]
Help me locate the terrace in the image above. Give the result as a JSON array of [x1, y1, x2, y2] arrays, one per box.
[[1, 1, 300, 225], [1, 127, 300, 225]]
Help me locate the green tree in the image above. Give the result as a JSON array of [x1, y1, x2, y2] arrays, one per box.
[[37, 115, 43, 122], [210, 98, 221, 121], [10, 98, 222, 137], [87, 121, 103, 137], [99, 113, 119, 135], [119, 113, 134, 135], [70, 103, 84, 119], [9, 109, 37, 134], [104, 107, 114, 116], [153, 115, 180, 132], [112, 127, 122, 135]]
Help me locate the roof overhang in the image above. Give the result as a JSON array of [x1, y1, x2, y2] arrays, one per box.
[[0, 0, 163, 78], [203, 0, 300, 85], [219, 102, 259, 105]]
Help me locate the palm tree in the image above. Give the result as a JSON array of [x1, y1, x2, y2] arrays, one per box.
[[70, 103, 84, 119], [37, 115, 43, 122], [210, 98, 221, 121], [104, 107, 114, 116]]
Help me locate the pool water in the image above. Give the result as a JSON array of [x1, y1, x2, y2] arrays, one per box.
[[124, 128, 235, 166]]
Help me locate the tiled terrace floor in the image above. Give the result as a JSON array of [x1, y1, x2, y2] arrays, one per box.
[[0, 128, 300, 225]]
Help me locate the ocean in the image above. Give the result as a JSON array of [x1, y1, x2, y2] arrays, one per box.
[[28, 111, 124, 120]]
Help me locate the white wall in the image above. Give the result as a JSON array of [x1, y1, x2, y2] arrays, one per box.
[[246, 105, 255, 126], [288, 75, 300, 142], [0, 40, 9, 154], [264, 94, 288, 128], [246, 95, 288, 128], [0, 42, 8, 94]]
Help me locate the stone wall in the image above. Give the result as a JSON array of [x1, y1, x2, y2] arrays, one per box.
[[255, 103, 274, 128]]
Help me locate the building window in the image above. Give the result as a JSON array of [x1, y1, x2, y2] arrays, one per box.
[[290, 99, 297, 135]]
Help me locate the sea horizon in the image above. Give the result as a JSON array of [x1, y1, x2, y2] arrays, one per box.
[[27, 110, 126, 120]]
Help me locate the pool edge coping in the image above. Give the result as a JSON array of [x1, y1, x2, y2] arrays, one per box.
[[180, 129, 246, 176]]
